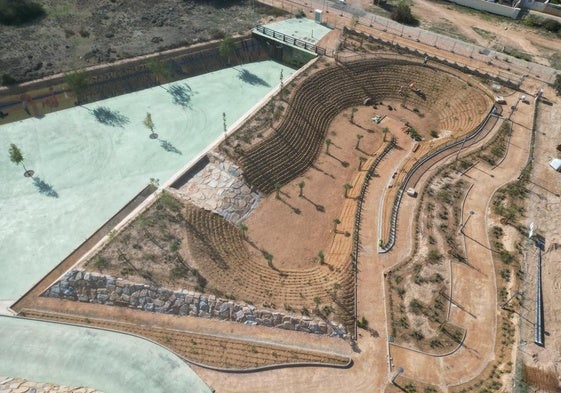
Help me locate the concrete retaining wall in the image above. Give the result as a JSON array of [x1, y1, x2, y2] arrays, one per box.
[[450, 0, 521, 18], [524, 1, 561, 17]]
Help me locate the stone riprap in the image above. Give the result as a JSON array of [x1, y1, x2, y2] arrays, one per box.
[[174, 152, 261, 225], [0, 377, 100, 393], [42, 270, 347, 337]]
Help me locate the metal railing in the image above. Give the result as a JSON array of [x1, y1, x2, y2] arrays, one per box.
[[351, 136, 396, 338], [379, 106, 498, 253], [254, 25, 333, 56], [535, 248, 544, 346]]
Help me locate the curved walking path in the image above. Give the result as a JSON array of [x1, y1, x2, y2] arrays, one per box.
[[387, 84, 535, 390]]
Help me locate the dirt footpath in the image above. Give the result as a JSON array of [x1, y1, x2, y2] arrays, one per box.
[[353, 0, 561, 69], [388, 89, 533, 390]]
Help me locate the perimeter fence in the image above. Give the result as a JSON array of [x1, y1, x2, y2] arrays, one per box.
[[265, 0, 558, 85]]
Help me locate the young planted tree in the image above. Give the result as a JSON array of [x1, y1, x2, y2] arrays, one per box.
[[239, 223, 248, 240], [350, 107, 358, 124], [143, 112, 158, 139], [382, 127, 389, 142], [317, 250, 325, 265], [355, 134, 364, 150], [312, 296, 323, 314], [274, 182, 282, 199], [350, 14, 360, 29], [298, 181, 305, 197], [263, 252, 274, 269], [64, 70, 89, 105], [219, 35, 236, 65], [325, 138, 332, 154], [358, 156, 367, 171], [9, 143, 33, 177], [343, 183, 353, 198], [333, 218, 341, 233], [401, 91, 410, 108]]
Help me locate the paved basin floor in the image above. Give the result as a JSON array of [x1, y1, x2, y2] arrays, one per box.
[[0, 60, 294, 301]]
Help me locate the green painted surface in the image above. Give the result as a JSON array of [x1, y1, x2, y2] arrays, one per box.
[[0, 60, 295, 301], [0, 316, 212, 393]]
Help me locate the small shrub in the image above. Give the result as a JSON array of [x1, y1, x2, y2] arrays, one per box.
[[411, 330, 424, 341], [428, 248, 441, 262], [544, 18, 561, 32], [211, 29, 225, 39], [169, 264, 189, 279], [431, 273, 444, 283], [170, 240, 180, 252], [357, 315, 369, 329], [391, 1, 419, 26], [555, 74, 561, 96], [1, 73, 17, 86], [430, 130, 438, 138], [93, 255, 109, 271], [403, 383, 417, 393], [409, 299, 423, 314], [120, 265, 134, 276]]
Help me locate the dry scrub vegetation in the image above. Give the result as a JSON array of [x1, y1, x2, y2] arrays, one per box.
[[386, 166, 468, 354], [84, 190, 356, 331]]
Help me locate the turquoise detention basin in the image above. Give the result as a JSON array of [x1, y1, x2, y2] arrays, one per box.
[[0, 316, 212, 393], [0, 60, 295, 301]]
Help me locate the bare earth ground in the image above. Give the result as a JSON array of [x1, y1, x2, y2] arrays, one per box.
[[354, 0, 561, 69], [246, 108, 384, 269], [0, 0, 281, 83]]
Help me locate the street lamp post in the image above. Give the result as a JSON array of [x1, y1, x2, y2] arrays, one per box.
[[391, 367, 404, 384], [459, 210, 475, 234]]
